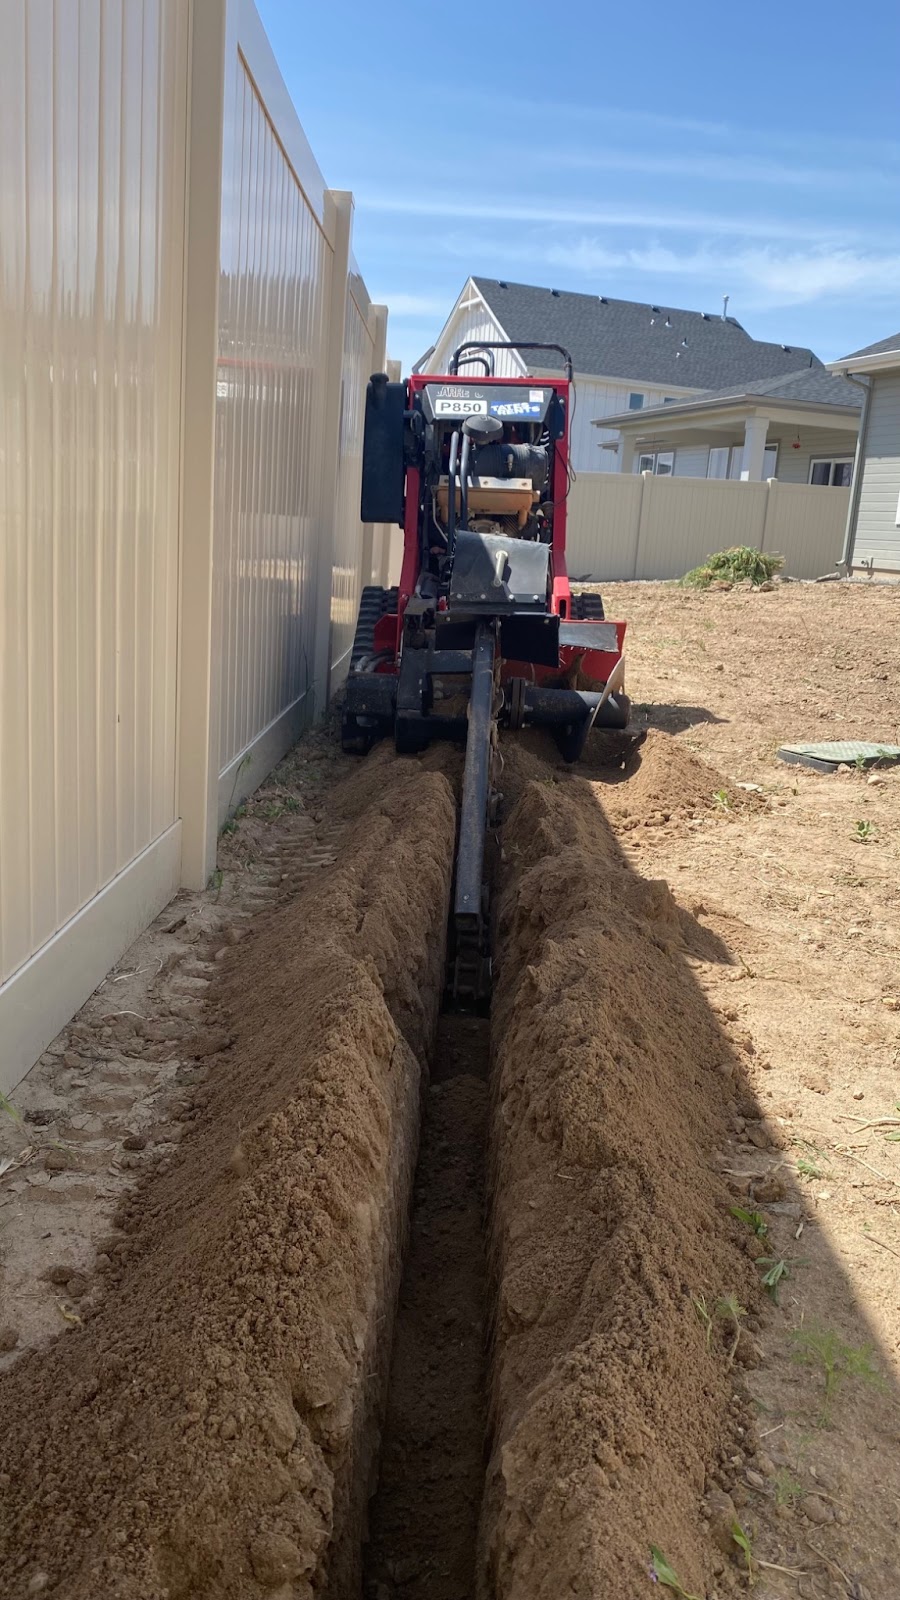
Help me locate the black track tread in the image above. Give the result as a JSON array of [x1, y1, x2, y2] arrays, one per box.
[[350, 585, 399, 670]]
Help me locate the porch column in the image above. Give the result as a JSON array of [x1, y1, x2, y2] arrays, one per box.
[[740, 413, 770, 480], [619, 437, 636, 474]]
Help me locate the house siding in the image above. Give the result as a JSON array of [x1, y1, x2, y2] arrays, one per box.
[[571, 380, 699, 473], [852, 373, 900, 570], [429, 290, 523, 378]]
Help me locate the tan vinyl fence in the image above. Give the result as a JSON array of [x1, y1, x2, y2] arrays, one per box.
[[0, 0, 390, 1093], [566, 472, 850, 583]]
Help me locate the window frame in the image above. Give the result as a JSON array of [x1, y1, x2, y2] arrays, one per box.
[[628, 392, 645, 411], [808, 456, 854, 487]]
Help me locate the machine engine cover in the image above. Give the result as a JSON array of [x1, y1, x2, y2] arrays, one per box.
[[449, 529, 549, 613]]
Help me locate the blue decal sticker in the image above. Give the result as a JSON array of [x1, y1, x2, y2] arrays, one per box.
[[489, 400, 543, 418]]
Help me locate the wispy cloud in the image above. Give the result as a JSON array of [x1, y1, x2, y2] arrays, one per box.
[[360, 193, 855, 245], [529, 147, 900, 192], [538, 239, 900, 307]]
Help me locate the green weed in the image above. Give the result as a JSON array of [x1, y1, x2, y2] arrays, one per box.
[[792, 1325, 883, 1421], [731, 1518, 755, 1581], [649, 1547, 701, 1600], [756, 1256, 800, 1303], [730, 1204, 769, 1238], [796, 1156, 822, 1180], [691, 1293, 713, 1348], [680, 546, 784, 590], [713, 788, 733, 811], [773, 1468, 803, 1508], [0, 1090, 23, 1125], [715, 1293, 747, 1367], [853, 819, 875, 843]]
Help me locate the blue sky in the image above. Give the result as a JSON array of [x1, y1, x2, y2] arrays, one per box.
[[256, 0, 900, 374]]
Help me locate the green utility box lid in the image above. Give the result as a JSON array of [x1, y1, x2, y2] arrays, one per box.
[[777, 740, 900, 774]]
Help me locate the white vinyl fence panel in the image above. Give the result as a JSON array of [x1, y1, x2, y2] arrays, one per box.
[[566, 473, 849, 582], [0, 0, 389, 1093], [0, 0, 189, 987]]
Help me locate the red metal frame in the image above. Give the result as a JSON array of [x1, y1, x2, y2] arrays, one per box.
[[372, 372, 626, 685]]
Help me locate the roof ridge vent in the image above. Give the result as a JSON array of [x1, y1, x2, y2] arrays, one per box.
[[498, 280, 508, 289], [551, 288, 561, 297], [598, 295, 608, 304]]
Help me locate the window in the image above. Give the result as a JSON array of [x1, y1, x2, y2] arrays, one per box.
[[663, 397, 677, 404], [636, 450, 675, 475], [708, 444, 778, 480], [809, 457, 853, 487], [628, 392, 644, 410]]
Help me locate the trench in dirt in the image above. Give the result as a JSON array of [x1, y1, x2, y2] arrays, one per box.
[[362, 1013, 491, 1600], [0, 736, 769, 1600]]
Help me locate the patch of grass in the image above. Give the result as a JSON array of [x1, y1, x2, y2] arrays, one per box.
[[713, 788, 733, 811], [680, 546, 784, 590], [649, 1547, 701, 1600], [853, 819, 875, 843], [730, 1204, 769, 1238], [208, 867, 224, 898], [792, 1325, 884, 1422]]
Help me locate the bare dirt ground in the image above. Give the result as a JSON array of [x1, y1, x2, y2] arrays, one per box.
[[0, 580, 898, 1600], [595, 580, 900, 1600]]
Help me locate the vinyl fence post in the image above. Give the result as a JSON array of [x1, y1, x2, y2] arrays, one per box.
[[177, 0, 228, 890], [632, 470, 653, 580], [312, 189, 354, 717]]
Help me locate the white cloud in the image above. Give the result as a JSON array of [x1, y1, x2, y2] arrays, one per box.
[[538, 239, 900, 308], [360, 193, 852, 246]]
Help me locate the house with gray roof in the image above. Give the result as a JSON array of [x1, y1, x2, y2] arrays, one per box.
[[423, 276, 828, 472], [594, 367, 862, 484], [827, 333, 900, 576]]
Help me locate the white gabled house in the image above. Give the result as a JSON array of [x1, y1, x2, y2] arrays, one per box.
[[423, 277, 826, 475]]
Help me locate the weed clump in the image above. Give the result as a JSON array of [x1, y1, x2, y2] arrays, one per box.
[[681, 546, 784, 589]]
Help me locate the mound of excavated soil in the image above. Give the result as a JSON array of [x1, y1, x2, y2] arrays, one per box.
[[0, 757, 456, 1600], [481, 756, 761, 1599], [599, 728, 748, 830]]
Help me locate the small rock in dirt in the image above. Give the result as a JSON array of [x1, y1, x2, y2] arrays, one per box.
[[744, 1469, 766, 1490], [867, 773, 885, 786], [26, 1574, 49, 1594], [122, 1133, 148, 1151], [43, 1148, 71, 1172], [220, 1415, 237, 1440], [734, 1331, 764, 1369], [852, 1089, 865, 1101], [802, 1494, 834, 1526], [881, 996, 900, 1011], [801, 1072, 830, 1094], [756, 1453, 776, 1478], [47, 1264, 75, 1285], [704, 1488, 738, 1554], [754, 1174, 785, 1203], [746, 1123, 770, 1150], [0, 1326, 19, 1352], [249, 1532, 307, 1587], [66, 1275, 89, 1299]]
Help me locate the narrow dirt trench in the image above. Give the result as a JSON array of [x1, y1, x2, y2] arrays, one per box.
[[362, 1013, 491, 1600]]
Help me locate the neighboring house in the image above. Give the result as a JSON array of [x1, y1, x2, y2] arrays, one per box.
[[594, 368, 861, 484], [827, 333, 900, 576], [422, 277, 823, 473]]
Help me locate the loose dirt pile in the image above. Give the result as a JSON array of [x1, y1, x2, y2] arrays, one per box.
[[481, 745, 763, 1600], [597, 728, 748, 831], [0, 754, 455, 1600]]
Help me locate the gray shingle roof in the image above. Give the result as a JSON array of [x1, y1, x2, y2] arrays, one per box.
[[472, 277, 822, 388], [595, 367, 862, 427], [833, 331, 900, 361]]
